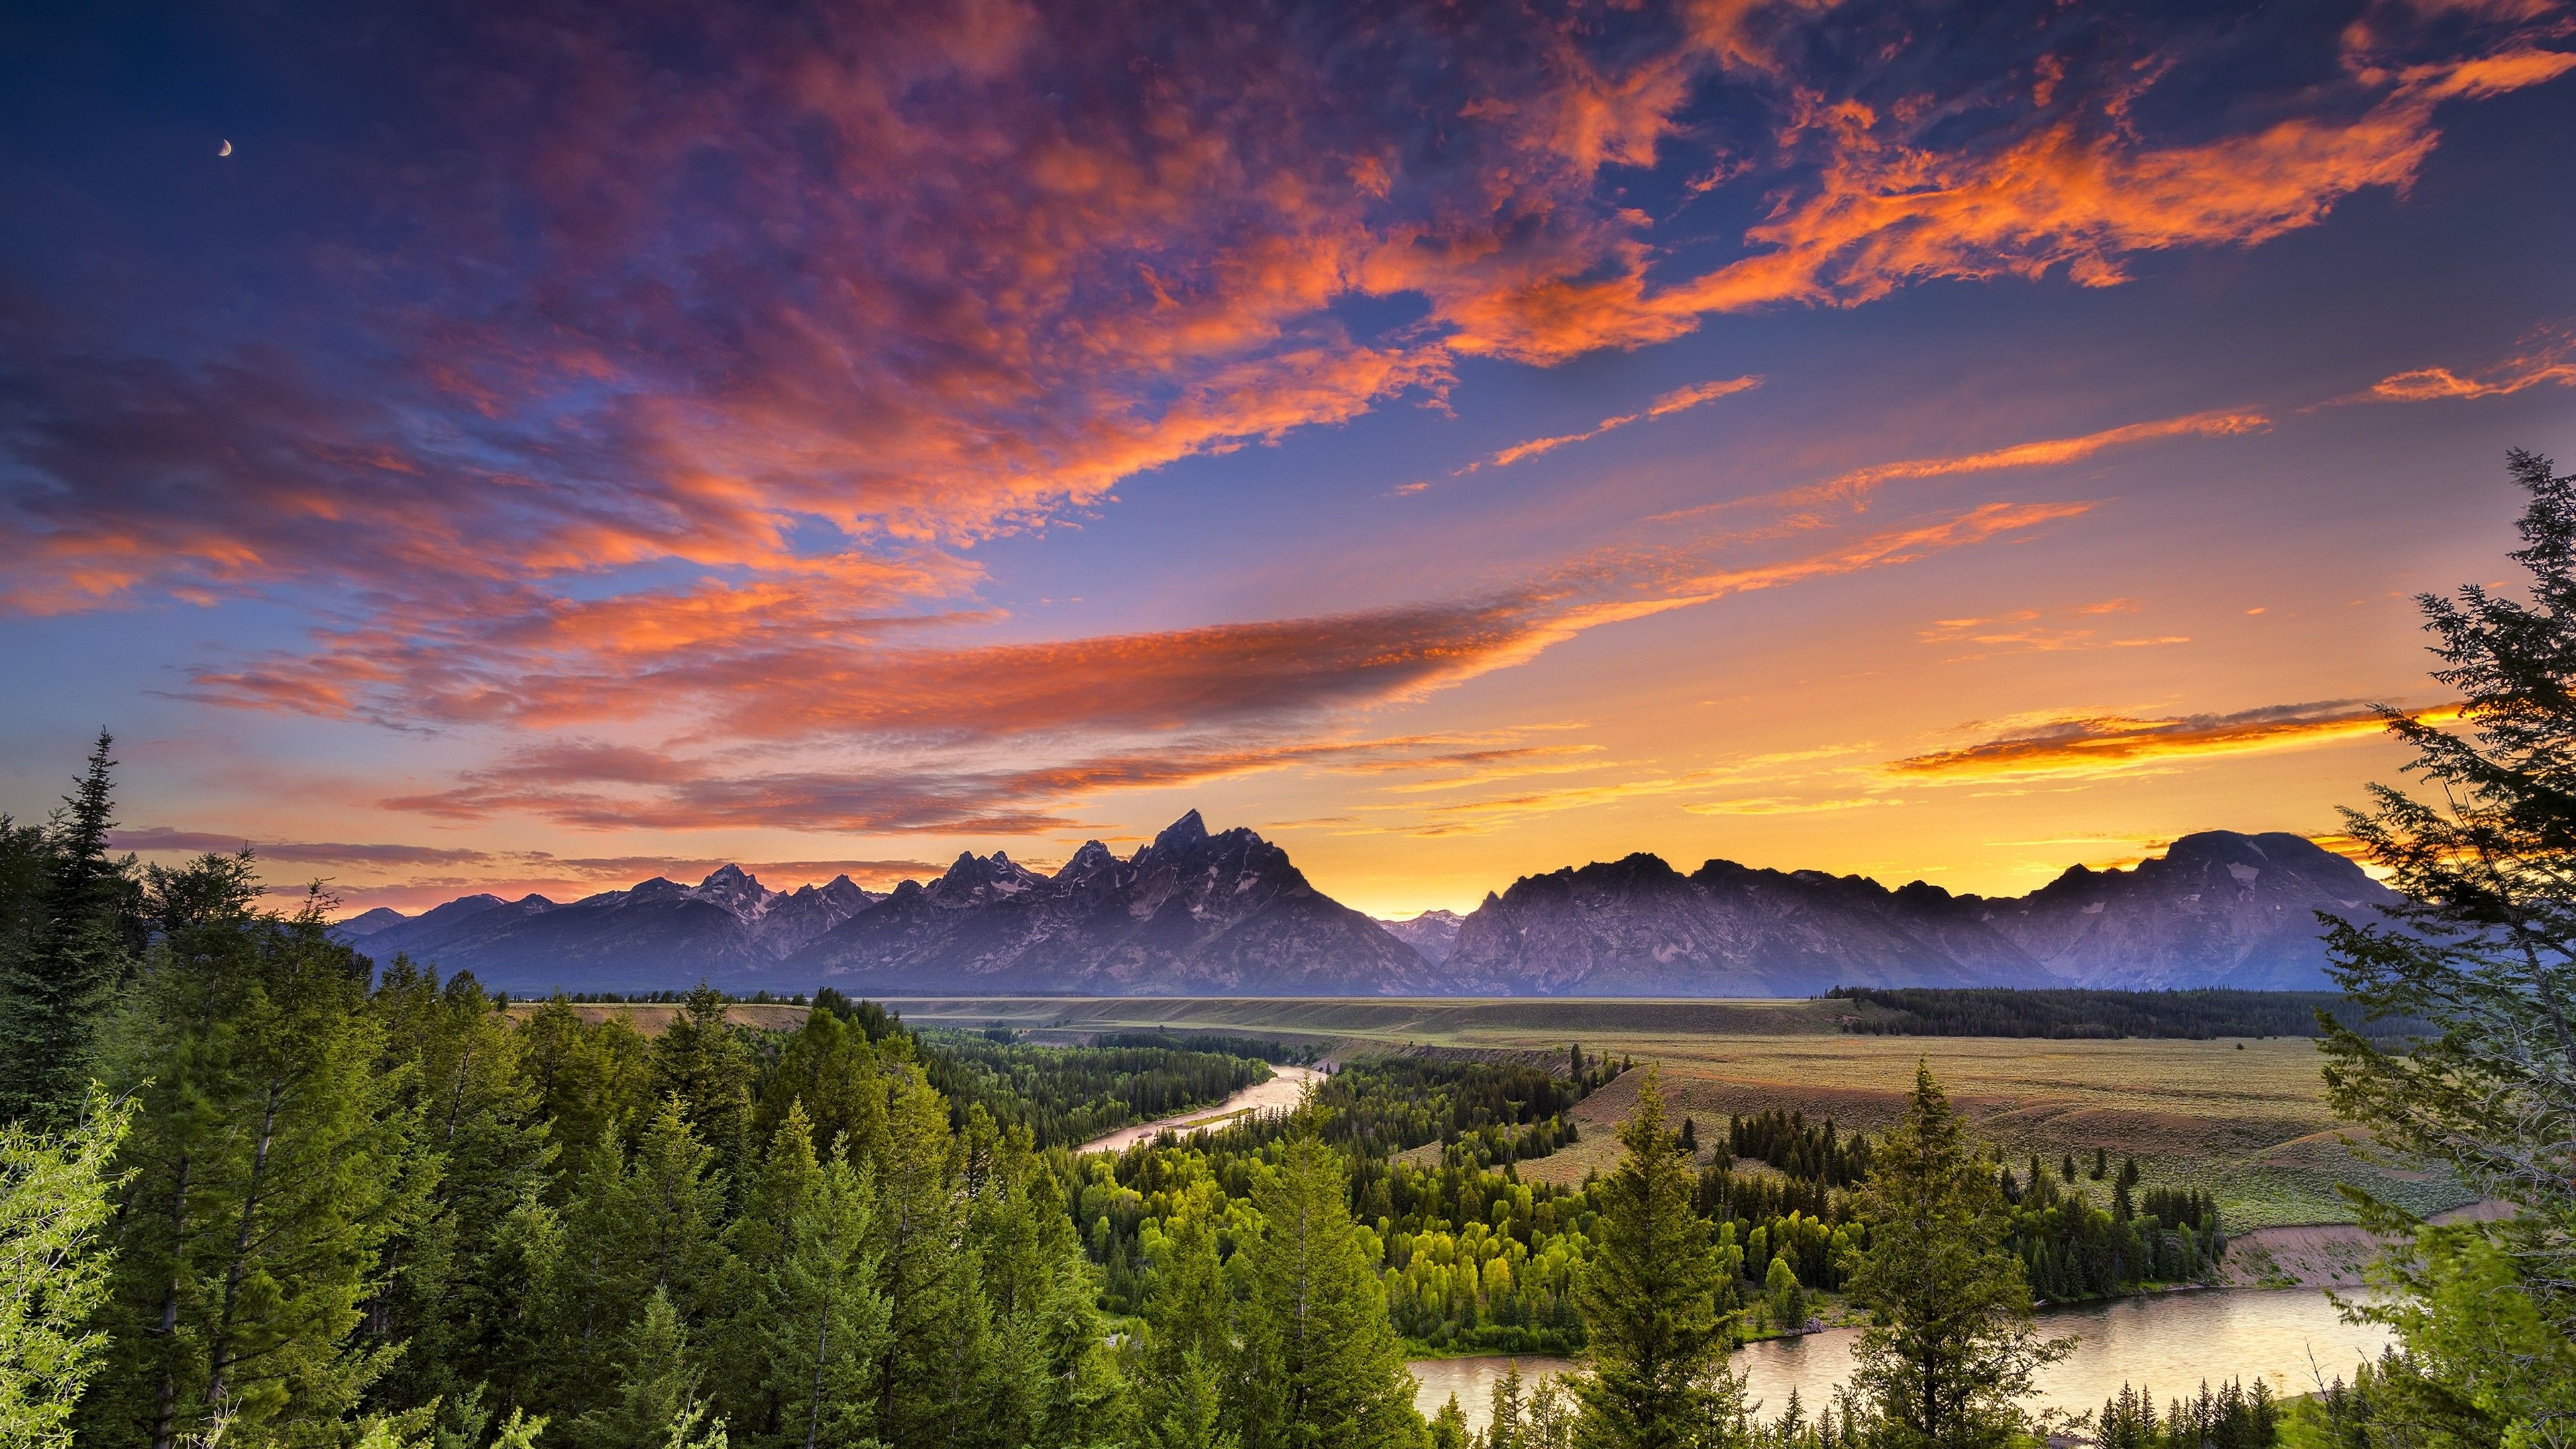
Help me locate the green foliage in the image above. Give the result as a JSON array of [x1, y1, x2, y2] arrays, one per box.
[[1828, 988, 2427, 1041], [917, 1028, 1274, 1148], [0, 733, 145, 1126], [1571, 1072, 1741, 1449], [1240, 1137, 1421, 1449], [84, 857, 412, 1449], [0, 1089, 135, 1448], [2096, 1379, 2279, 1449], [1843, 1063, 2068, 1449], [1762, 1256, 1804, 1334], [2320, 449, 2576, 1442]]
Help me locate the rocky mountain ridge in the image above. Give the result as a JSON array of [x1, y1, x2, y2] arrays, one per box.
[[337, 819, 2396, 995], [339, 865, 878, 991]]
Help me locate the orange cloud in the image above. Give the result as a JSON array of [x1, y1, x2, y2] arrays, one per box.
[[1806, 411, 2273, 503], [1468, 376, 1763, 472], [2364, 324, 2576, 401], [1917, 602, 2191, 659], [1884, 700, 2463, 782]]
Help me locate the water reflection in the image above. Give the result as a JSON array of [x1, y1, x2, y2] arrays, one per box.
[[1408, 1290, 2395, 1433]]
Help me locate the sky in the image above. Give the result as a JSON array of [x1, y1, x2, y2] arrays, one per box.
[[3, 0, 2573, 920]]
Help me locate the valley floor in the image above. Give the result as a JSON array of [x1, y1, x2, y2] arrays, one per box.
[[567, 994, 2467, 1231]]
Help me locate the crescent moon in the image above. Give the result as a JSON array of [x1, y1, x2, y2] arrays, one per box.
[[218, 140, 232, 156]]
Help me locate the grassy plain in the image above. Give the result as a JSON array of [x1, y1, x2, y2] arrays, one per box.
[[549, 994, 2461, 1230], [869, 996, 2467, 1230]]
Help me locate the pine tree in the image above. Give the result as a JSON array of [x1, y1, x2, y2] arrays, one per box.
[[83, 858, 411, 1449], [750, 1008, 888, 1170], [0, 732, 142, 1126], [366, 962, 553, 1414], [976, 1141, 1123, 1449], [1241, 1135, 1419, 1449], [757, 1135, 888, 1449], [1150, 1351, 1236, 1449], [1487, 1362, 1529, 1449], [1572, 1071, 1738, 1449], [871, 1072, 967, 1449], [651, 985, 754, 1187], [580, 1287, 722, 1449], [619, 1096, 737, 1326], [2318, 448, 2576, 1439], [1845, 1063, 2068, 1449], [1429, 1395, 1470, 1449], [0, 1089, 136, 1448], [518, 996, 651, 1169]]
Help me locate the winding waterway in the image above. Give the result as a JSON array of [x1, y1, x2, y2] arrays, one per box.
[[1408, 1289, 2394, 1433], [1075, 1064, 1326, 1155]]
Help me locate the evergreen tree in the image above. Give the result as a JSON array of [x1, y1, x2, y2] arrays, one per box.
[[1150, 1351, 1236, 1449], [1488, 1362, 1529, 1449], [651, 985, 755, 1187], [1430, 1395, 1470, 1449], [619, 1096, 737, 1328], [1572, 1072, 1739, 1449], [1844, 1063, 2068, 1449], [871, 1071, 967, 1449], [581, 1287, 722, 1449], [84, 857, 411, 1449], [1241, 1135, 1419, 1449], [518, 996, 651, 1170], [0, 1089, 136, 1448], [2320, 449, 2576, 1440], [366, 962, 553, 1415], [0, 732, 142, 1125], [750, 1008, 888, 1169], [761, 1146, 888, 1449]]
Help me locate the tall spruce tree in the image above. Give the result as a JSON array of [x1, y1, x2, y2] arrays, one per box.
[[651, 985, 755, 1188], [757, 1137, 888, 1449], [84, 855, 411, 1449], [0, 732, 142, 1125], [364, 961, 553, 1417], [1240, 1135, 1419, 1449], [871, 1071, 968, 1449], [1844, 1063, 2067, 1449], [2320, 447, 2576, 1438], [1572, 1071, 1739, 1449]]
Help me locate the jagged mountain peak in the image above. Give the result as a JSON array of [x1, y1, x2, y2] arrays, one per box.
[[790, 812, 1430, 994], [1152, 809, 1210, 851]]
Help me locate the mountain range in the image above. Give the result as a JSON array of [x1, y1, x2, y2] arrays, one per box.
[[335, 813, 2398, 996]]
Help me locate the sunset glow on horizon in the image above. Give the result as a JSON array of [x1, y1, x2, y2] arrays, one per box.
[[4, 0, 2573, 919]]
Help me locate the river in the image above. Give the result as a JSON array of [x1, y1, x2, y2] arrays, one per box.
[[1407, 1289, 2394, 1433], [1075, 1064, 1327, 1155]]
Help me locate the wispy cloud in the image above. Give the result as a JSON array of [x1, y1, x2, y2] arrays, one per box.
[[1883, 700, 2461, 783], [1465, 376, 1762, 472], [1917, 600, 2192, 659], [1805, 411, 2271, 506], [2360, 324, 2576, 402]]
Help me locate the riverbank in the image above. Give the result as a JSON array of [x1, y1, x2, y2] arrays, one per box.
[[1073, 1063, 1326, 1155], [1407, 1287, 2394, 1432]]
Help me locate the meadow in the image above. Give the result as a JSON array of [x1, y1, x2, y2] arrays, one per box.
[[861, 996, 2467, 1230]]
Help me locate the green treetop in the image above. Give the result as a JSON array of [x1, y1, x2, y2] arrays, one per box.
[[1572, 1069, 1740, 1449], [2321, 448, 2576, 1442], [1844, 1062, 2068, 1449]]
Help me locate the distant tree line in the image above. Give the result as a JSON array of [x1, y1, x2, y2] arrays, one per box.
[[1825, 986, 2432, 1040]]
